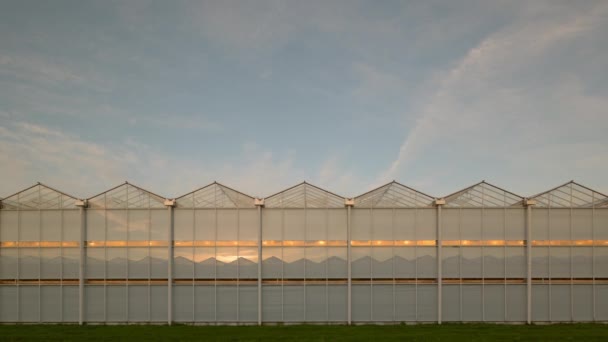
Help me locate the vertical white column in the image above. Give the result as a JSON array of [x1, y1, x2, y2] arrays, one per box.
[[525, 199, 535, 324], [255, 198, 264, 326], [164, 199, 176, 325], [435, 199, 445, 324], [345, 199, 354, 325], [76, 199, 87, 325]]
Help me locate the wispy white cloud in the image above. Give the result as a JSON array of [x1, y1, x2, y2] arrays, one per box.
[[376, 2, 608, 195]]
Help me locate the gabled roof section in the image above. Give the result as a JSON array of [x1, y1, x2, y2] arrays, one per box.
[[175, 182, 255, 208], [354, 181, 435, 208], [87, 182, 166, 209], [1, 183, 78, 210], [264, 182, 345, 208], [531, 181, 608, 208], [443, 181, 524, 207]]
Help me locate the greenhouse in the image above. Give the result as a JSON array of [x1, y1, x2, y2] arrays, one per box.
[[0, 180, 607, 324]]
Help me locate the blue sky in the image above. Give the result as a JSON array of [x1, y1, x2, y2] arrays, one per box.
[[0, 0, 607, 199]]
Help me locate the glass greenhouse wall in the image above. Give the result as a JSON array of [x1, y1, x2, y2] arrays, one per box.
[[0, 180, 607, 324]]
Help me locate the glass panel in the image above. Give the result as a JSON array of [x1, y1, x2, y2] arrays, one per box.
[[442, 209, 460, 240], [531, 209, 549, 240], [461, 285, 483, 321], [417, 285, 437, 321], [216, 210, 237, 241], [41, 211, 62, 241], [173, 285, 193, 322], [327, 247, 347, 279], [87, 210, 106, 241], [0, 211, 18, 241], [19, 248, 39, 279], [262, 286, 282, 322], [549, 209, 571, 240], [150, 247, 167, 278], [238, 246, 258, 279], [442, 285, 460, 321], [572, 209, 593, 240], [194, 247, 216, 279], [550, 247, 570, 278], [505, 209, 525, 240], [194, 210, 216, 241], [394, 247, 416, 278], [262, 247, 282, 279], [417, 247, 437, 278], [283, 285, 304, 321], [128, 210, 149, 241], [351, 209, 371, 240], [461, 247, 482, 278], [40, 248, 61, 279], [20, 286, 40, 322], [174, 247, 193, 279], [372, 284, 394, 321], [62, 286, 79, 322], [571, 247, 592, 278], [483, 247, 505, 278], [532, 247, 549, 278], [595, 210, 608, 240], [442, 247, 459, 278], [128, 285, 149, 321], [63, 210, 80, 241], [174, 210, 193, 241], [306, 210, 326, 241], [484, 284, 505, 321], [107, 248, 127, 279], [550, 285, 571, 321], [106, 210, 127, 240], [306, 247, 326, 279], [86, 248, 105, 279], [372, 209, 393, 240], [416, 209, 436, 240], [150, 210, 168, 241], [128, 247, 149, 279], [532, 285, 549, 321], [107, 286, 127, 322], [216, 286, 238, 321], [595, 247, 608, 278], [372, 247, 393, 279], [506, 285, 526, 321], [394, 209, 416, 240], [216, 247, 237, 279], [284, 210, 305, 241], [505, 247, 525, 278], [239, 286, 258, 322], [20, 211, 40, 241], [572, 285, 593, 321], [461, 209, 482, 240], [283, 247, 305, 279], [194, 285, 215, 321], [327, 209, 347, 241], [352, 247, 371, 279], [85, 285, 105, 321], [40, 286, 61, 322], [238, 209, 258, 241], [262, 210, 282, 240], [328, 285, 347, 321], [352, 285, 371, 321], [483, 209, 504, 240], [0, 248, 17, 279]]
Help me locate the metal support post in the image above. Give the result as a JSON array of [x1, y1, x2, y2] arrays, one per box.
[[524, 198, 535, 324], [255, 198, 264, 325], [345, 198, 354, 325], [164, 199, 176, 325], [435, 198, 445, 324], [75, 199, 88, 325]]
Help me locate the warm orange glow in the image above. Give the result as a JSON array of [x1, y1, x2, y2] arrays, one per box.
[[350, 240, 371, 246], [416, 240, 437, 246], [441, 240, 525, 246], [0, 241, 80, 248]]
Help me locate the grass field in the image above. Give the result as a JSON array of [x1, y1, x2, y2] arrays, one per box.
[[0, 324, 607, 341]]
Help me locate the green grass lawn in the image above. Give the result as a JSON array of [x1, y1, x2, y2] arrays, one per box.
[[0, 324, 606, 341]]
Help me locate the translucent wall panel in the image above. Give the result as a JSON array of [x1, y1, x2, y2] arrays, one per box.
[[216, 286, 238, 321], [239, 286, 258, 322], [417, 247, 437, 278], [262, 286, 282, 322], [283, 286, 304, 322], [173, 285, 194, 322], [63, 286, 79, 322], [19, 286, 40, 322], [484, 285, 505, 322], [328, 285, 348, 322], [107, 286, 127, 322], [394, 285, 416, 321], [506, 285, 526, 322], [532, 285, 549, 321], [85, 286, 105, 321], [0, 286, 18, 321], [372, 284, 394, 321], [596, 285, 608, 321], [305, 285, 327, 322], [150, 286, 168, 322], [194, 285, 215, 322], [352, 285, 371, 322], [550, 285, 571, 322], [41, 286, 61, 322], [128, 286, 148, 322], [462, 285, 483, 321], [417, 285, 437, 321], [572, 285, 593, 321], [442, 285, 460, 321]]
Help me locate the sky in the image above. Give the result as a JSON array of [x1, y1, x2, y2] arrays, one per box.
[[0, 0, 607, 200]]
